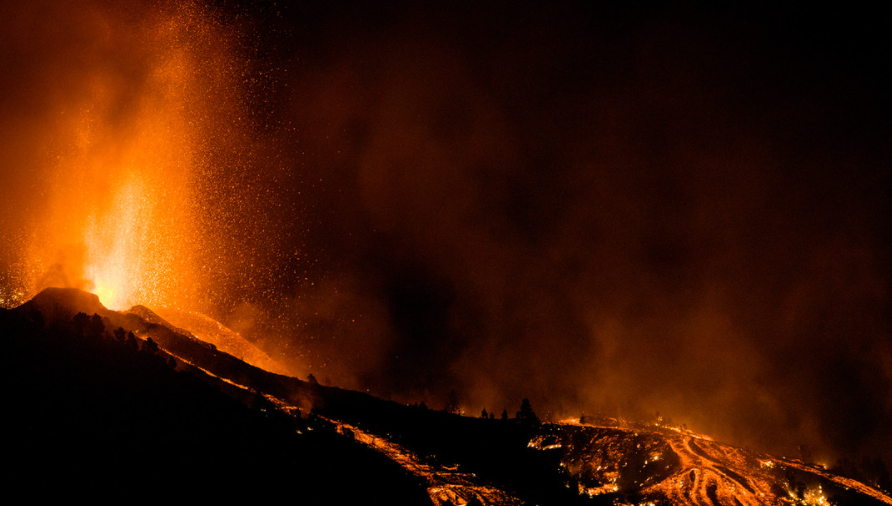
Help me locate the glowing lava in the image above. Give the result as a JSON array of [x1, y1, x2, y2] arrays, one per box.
[[1, 2, 247, 314], [545, 419, 892, 506], [84, 174, 154, 309]]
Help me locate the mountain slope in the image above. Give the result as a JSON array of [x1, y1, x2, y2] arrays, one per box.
[[151, 305, 290, 376], [1, 290, 430, 503], [5, 288, 891, 506]]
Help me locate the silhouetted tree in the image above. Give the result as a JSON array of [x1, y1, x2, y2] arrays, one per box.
[[72, 312, 90, 336], [481, 408, 488, 419], [126, 331, 138, 351], [501, 409, 508, 421], [419, 401, 427, 410], [516, 398, 539, 425], [114, 327, 126, 342], [444, 390, 460, 415], [167, 355, 177, 369], [142, 337, 159, 355], [307, 373, 318, 385], [89, 313, 104, 338]]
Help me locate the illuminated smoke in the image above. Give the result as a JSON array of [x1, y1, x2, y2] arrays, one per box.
[[1, 0, 888, 464], [0, 1, 240, 312]]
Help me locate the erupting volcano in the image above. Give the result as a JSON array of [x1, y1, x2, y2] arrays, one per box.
[[2, 1, 229, 313], [1, 0, 889, 503], [1, 0, 295, 370]]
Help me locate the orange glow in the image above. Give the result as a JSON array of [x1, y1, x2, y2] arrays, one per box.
[[10, 3, 239, 314], [92, 279, 117, 309]]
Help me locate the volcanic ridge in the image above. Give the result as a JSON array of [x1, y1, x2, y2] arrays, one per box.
[[3, 287, 890, 506]]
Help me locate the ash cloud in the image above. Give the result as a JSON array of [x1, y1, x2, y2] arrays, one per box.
[[254, 1, 890, 461]]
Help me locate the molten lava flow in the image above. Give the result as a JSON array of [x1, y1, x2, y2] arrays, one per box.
[[547, 419, 892, 506], [151, 306, 292, 376], [328, 418, 523, 506]]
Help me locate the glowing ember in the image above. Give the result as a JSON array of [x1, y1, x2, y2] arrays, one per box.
[[4, 3, 246, 315], [84, 174, 157, 309]]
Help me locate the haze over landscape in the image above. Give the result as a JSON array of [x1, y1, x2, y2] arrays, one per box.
[[1, 0, 889, 469]]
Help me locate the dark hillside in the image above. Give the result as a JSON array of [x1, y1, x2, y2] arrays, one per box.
[[0, 307, 429, 503], [6, 288, 890, 505]]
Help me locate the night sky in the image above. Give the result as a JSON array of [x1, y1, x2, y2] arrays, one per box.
[[1, 0, 889, 463]]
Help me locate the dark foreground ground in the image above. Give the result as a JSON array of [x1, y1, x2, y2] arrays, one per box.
[[0, 305, 430, 503]]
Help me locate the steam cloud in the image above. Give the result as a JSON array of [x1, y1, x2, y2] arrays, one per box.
[[1, 0, 889, 463]]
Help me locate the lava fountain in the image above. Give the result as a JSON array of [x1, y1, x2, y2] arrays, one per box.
[[1, 1, 246, 313]]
